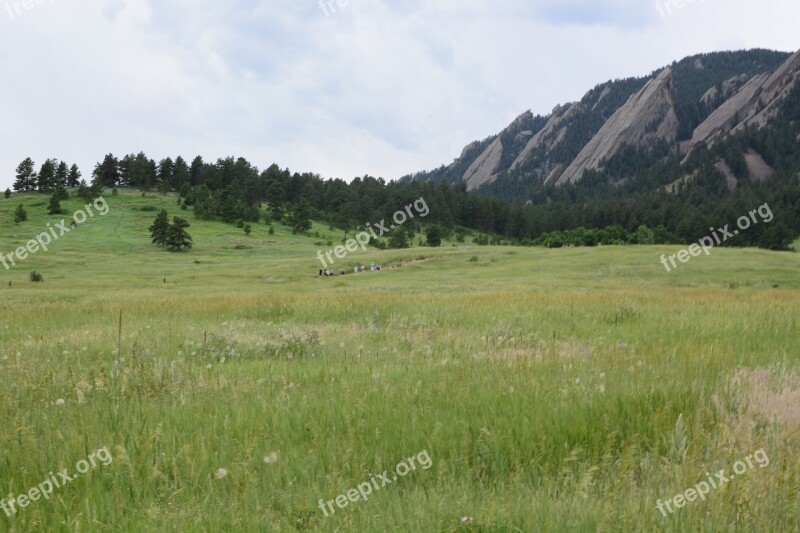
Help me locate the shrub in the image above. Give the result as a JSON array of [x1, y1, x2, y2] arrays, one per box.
[[29, 271, 44, 282], [13, 204, 27, 224]]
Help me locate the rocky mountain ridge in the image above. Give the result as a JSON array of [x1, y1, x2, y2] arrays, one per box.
[[403, 48, 800, 201]]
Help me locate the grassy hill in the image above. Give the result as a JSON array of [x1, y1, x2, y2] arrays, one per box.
[[1, 190, 799, 531]]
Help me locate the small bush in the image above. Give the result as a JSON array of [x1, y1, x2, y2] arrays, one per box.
[[29, 271, 44, 282], [138, 205, 158, 212], [469, 255, 479, 262]]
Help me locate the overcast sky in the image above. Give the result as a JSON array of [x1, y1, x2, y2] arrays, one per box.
[[1, 0, 798, 190]]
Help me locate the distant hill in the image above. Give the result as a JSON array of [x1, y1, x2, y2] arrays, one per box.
[[402, 49, 800, 202]]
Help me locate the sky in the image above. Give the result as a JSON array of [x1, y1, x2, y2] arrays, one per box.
[[1, 0, 799, 190]]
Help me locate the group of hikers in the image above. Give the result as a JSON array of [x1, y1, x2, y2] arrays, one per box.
[[320, 262, 383, 277]]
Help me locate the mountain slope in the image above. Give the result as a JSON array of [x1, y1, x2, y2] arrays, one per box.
[[403, 49, 796, 201]]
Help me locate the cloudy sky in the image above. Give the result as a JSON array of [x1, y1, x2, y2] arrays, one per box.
[[1, 0, 798, 190]]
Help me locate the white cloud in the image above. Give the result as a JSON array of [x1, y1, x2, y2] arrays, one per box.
[[0, 0, 798, 190]]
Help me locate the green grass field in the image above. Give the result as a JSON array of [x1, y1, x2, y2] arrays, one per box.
[[1, 190, 799, 531]]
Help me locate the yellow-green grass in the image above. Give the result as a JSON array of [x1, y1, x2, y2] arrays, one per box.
[[1, 190, 799, 531]]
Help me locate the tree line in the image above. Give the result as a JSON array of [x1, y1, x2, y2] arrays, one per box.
[[8, 150, 798, 251]]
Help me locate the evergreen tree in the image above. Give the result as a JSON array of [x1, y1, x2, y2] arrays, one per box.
[[37, 159, 57, 191], [14, 158, 37, 192], [76, 180, 91, 201], [289, 200, 312, 234], [173, 156, 190, 189], [55, 161, 69, 188], [67, 164, 81, 187], [47, 194, 63, 215], [149, 210, 170, 246], [269, 203, 284, 223], [189, 156, 204, 186], [92, 153, 119, 189], [426, 225, 443, 247], [388, 228, 411, 249], [53, 183, 69, 201], [13, 204, 27, 224], [158, 157, 175, 189], [165, 216, 193, 251], [4, 188, 10, 199]]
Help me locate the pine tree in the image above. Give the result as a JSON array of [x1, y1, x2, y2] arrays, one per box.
[[425, 225, 443, 247], [173, 156, 190, 190], [165, 216, 193, 251], [149, 210, 170, 246], [3, 188, 10, 199], [37, 159, 57, 191], [388, 228, 410, 249], [55, 161, 69, 188], [67, 164, 81, 187], [14, 158, 37, 192], [13, 204, 28, 224], [47, 194, 63, 215], [76, 180, 91, 201], [289, 200, 312, 234], [53, 183, 69, 201], [92, 153, 119, 189]]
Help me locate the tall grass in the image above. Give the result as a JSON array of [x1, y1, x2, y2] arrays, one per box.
[[0, 191, 798, 531]]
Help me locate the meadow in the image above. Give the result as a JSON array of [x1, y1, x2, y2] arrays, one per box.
[[1, 190, 798, 532]]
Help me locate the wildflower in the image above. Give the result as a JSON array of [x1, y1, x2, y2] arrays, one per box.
[[55, 399, 65, 406], [215, 468, 228, 479]]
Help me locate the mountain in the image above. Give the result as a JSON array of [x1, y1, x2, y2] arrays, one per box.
[[402, 49, 800, 201]]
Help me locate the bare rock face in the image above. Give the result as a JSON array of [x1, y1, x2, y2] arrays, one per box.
[[543, 164, 564, 186], [463, 137, 503, 191], [700, 74, 749, 106], [688, 49, 800, 153], [556, 68, 679, 185], [460, 111, 533, 190], [511, 103, 580, 170], [744, 149, 774, 182]]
